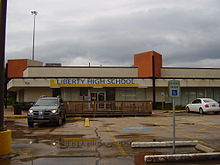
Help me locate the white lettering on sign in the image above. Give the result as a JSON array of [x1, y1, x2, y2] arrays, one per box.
[[168, 80, 180, 97]]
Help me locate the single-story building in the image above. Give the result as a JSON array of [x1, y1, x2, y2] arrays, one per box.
[[7, 51, 220, 114]]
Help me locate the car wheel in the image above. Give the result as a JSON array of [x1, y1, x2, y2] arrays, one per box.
[[199, 108, 204, 114], [186, 107, 191, 113], [28, 122, 34, 128], [57, 118, 63, 126], [62, 114, 66, 123]]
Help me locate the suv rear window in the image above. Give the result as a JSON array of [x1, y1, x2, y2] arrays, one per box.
[[35, 99, 58, 106]]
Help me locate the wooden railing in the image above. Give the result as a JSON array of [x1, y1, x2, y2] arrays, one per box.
[[64, 101, 152, 116]]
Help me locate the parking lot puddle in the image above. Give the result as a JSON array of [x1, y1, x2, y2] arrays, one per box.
[[60, 138, 97, 149]]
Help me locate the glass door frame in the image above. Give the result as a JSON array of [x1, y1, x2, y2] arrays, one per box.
[[89, 89, 106, 109]]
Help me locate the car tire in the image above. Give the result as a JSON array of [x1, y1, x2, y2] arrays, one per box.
[[62, 114, 66, 123], [57, 118, 63, 126], [28, 122, 34, 128], [186, 107, 191, 113], [199, 108, 204, 114]]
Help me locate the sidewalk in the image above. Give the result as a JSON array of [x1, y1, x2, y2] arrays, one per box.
[[4, 106, 27, 118]]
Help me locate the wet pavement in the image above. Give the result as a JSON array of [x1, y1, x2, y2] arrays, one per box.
[[1, 110, 220, 164]]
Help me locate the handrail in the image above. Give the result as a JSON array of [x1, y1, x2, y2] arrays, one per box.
[[64, 101, 152, 116]]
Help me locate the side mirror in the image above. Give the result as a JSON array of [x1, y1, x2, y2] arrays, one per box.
[[29, 102, 34, 106]]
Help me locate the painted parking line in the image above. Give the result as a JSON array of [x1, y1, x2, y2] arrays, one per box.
[[19, 148, 34, 157], [182, 134, 220, 151], [153, 118, 220, 151], [153, 122, 167, 129], [198, 127, 210, 131], [106, 127, 127, 156], [62, 138, 96, 142], [179, 117, 220, 129], [177, 118, 220, 151], [167, 110, 187, 113]]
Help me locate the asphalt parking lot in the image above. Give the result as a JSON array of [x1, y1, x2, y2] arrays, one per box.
[[1, 110, 220, 165]]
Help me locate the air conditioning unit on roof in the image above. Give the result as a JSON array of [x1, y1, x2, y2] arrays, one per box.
[[45, 63, 62, 67]]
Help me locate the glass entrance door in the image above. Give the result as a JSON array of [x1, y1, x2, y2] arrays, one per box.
[[90, 90, 106, 109], [97, 92, 105, 108], [91, 92, 105, 101], [91, 93, 98, 101]]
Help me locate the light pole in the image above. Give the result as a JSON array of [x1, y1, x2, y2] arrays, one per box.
[[31, 10, 38, 61], [0, 0, 8, 131], [0, 1, 12, 156]]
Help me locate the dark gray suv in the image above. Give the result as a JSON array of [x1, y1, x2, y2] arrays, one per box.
[[27, 96, 66, 127]]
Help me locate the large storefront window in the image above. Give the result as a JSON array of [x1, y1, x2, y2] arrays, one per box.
[[214, 88, 220, 102], [180, 88, 189, 106], [80, 88, 89, 100], [197, 88, 205, 98], [52, 88, 61, 97], [106, 88, 115, 101], [61, 87, 147, 101], [115, 88, 146, 101], [206, 88, 214, 98], [17, 90, 24, 102], [165, 87, 220, 106], [61, 88, 80, 101]]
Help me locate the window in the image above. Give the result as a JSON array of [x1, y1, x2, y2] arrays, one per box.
[[35, 99, 58, 106], [106, 88, 115, 101], [53, 88, 61, 97], [203, 99, 215, 103], [80, 88, 88, 96], [192, 99, 201, 104]]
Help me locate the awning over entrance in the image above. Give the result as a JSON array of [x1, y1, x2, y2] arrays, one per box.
[[7, 78, 151, 90]]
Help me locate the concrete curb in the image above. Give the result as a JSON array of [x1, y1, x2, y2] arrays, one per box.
[[131, 141, 198, 148], [19, 153, 134, 162], [144, 152, 220, 163], [167, 110, 187, 113], [195, 144, 216, 153], [4, 115, 27, 118]]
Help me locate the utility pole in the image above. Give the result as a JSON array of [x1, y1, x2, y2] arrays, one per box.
[[0, 0, 8, 131], [31, 10, 37, 61], [152, 55, 156, 109]]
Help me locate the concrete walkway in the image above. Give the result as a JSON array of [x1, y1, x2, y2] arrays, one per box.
[[4, 106, 27, 117]]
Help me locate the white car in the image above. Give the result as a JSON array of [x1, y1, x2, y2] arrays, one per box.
[[186, 98, 220, 114]]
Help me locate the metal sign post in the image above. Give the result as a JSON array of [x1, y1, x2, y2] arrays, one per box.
[[168, 80, 180, 154], [172, 97, 175, 154]]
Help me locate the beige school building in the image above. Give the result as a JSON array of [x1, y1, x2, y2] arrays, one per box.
[[7, 51, 220, 108]]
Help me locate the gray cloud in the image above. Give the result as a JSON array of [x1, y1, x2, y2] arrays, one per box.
[[5, 0, 220, 68]]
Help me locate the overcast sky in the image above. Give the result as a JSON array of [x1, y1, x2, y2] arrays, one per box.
[[5, 0, 220, 67]]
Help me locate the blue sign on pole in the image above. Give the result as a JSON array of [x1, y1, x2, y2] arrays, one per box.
[[172, 90, 178, 96]]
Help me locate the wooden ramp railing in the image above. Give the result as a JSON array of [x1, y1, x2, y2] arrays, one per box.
[[64, 101, 152, 117]]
